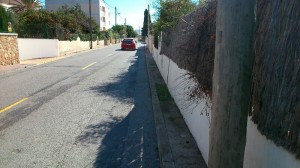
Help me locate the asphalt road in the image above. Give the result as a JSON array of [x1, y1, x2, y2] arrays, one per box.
[[0, 44, 159, 168]]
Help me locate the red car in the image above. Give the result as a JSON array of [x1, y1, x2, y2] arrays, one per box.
[[121, 38, 137, 50]]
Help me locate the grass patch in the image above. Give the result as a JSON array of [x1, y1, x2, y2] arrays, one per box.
[[156, 83, 173, 102]]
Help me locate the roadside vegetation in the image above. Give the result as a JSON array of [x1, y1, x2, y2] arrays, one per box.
[[0, 1, 137, 40], [111, 24, 138, 38], [146, 0, 198, 47], [146, 0, 300, 165], [152, 0, 197, 32], [155, 84, 172, 102], [0, 5, 11, 32]]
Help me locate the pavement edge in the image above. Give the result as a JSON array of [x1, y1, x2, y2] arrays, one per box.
[[145, 47, 175, 168]]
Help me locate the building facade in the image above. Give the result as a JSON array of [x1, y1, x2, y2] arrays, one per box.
[[45, 0, 111, 31]]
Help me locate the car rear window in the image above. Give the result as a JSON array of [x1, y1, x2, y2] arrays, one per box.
[[123, 39, 134, 43]]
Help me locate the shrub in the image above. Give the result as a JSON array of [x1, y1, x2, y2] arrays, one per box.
[[79, 33, 97, 41]]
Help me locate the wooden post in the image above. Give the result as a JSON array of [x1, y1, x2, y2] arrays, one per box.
[[208, 0, 256, 167]]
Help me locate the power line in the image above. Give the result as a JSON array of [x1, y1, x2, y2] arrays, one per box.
[[102, 0, 114, 9], [118, 13, 124, 19], [102, 0, 137, 26]]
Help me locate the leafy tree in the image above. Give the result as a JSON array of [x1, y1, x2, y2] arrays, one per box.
[[15, 9, 57, 38], [141, 9, 151, 37], [10, 0, 42, 13], [14, 4, 98, 39], [111, 24, 124, 35], [154, 0, 196, 32], [56, 4, 98, 33], [125, 25, 137, 37], [111, 24, 137, 38]]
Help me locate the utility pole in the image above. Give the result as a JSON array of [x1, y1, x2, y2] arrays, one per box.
[[147, 4, 150, 46], [208, 0, 255, 168], [89, 0, 92, 49], [115, 6, 117, 25], [124, 18, 126, 38], [147, 4, 150, 36]]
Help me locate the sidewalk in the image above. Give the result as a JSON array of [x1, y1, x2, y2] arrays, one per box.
[[0, 55, 69, 76], [0, 43, 118, 76], [145, 49, 207, 168]]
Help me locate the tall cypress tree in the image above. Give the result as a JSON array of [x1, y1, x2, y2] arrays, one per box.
[[0, 5, 8, 32], [141, 9, 150, 37]]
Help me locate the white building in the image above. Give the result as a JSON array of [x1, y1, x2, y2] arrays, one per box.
[[45, 0, 111, 31]]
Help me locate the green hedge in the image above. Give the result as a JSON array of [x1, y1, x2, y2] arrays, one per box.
[[67, 33, 79, 41], [79, 33, 97, 41]]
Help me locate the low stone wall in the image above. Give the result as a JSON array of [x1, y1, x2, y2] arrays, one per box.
[[0, 33, 19, 65]]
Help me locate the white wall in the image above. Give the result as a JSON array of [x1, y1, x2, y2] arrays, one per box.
[[18, 38, 59, 60], [18, 38, 105, 60], [152, 46, 211, 164], [244, 117, 300, 168], [59, 38, 104, 55], [149, 37, 300, 167]]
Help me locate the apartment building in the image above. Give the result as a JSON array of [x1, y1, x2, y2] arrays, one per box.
[[46, 0, 111, 31]]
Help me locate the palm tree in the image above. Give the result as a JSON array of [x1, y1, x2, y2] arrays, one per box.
[[10, 0, 42, 13]]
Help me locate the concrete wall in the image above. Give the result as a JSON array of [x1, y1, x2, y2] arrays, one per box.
[[59, 38, 104, 55], [18, 38, 59, 60], [152, 45, 211, 164], [148, 36, 300, 167], [244, 117, 300, 168], [18, 38, 105, 60], [0, 33, 19, 65]]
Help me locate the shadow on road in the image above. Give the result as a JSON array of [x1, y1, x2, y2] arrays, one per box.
[[76, 46, 159, 168]]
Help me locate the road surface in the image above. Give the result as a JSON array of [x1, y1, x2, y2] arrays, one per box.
[[0, 44, 159, 168]]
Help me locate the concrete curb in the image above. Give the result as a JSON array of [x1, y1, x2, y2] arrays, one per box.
[[145, 47, 175, 168]]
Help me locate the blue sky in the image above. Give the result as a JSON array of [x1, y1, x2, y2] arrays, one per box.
[[101, 0, 155, 30], [41, 0, 155, 30]]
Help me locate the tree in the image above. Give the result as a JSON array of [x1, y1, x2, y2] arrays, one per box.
[[56, 4, 98, 33], [153, 0, 196, 32], [111, 24, 137, 38], [0, 5, 9, 32], [125, 25, 137, 37], [14, 4, 98, 39], [15, 9, 57, 38], [208, 0, 255, 167], [10, 0, 42, 13], [111, 24, 124, 35], [141, 9, 150, 37]]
